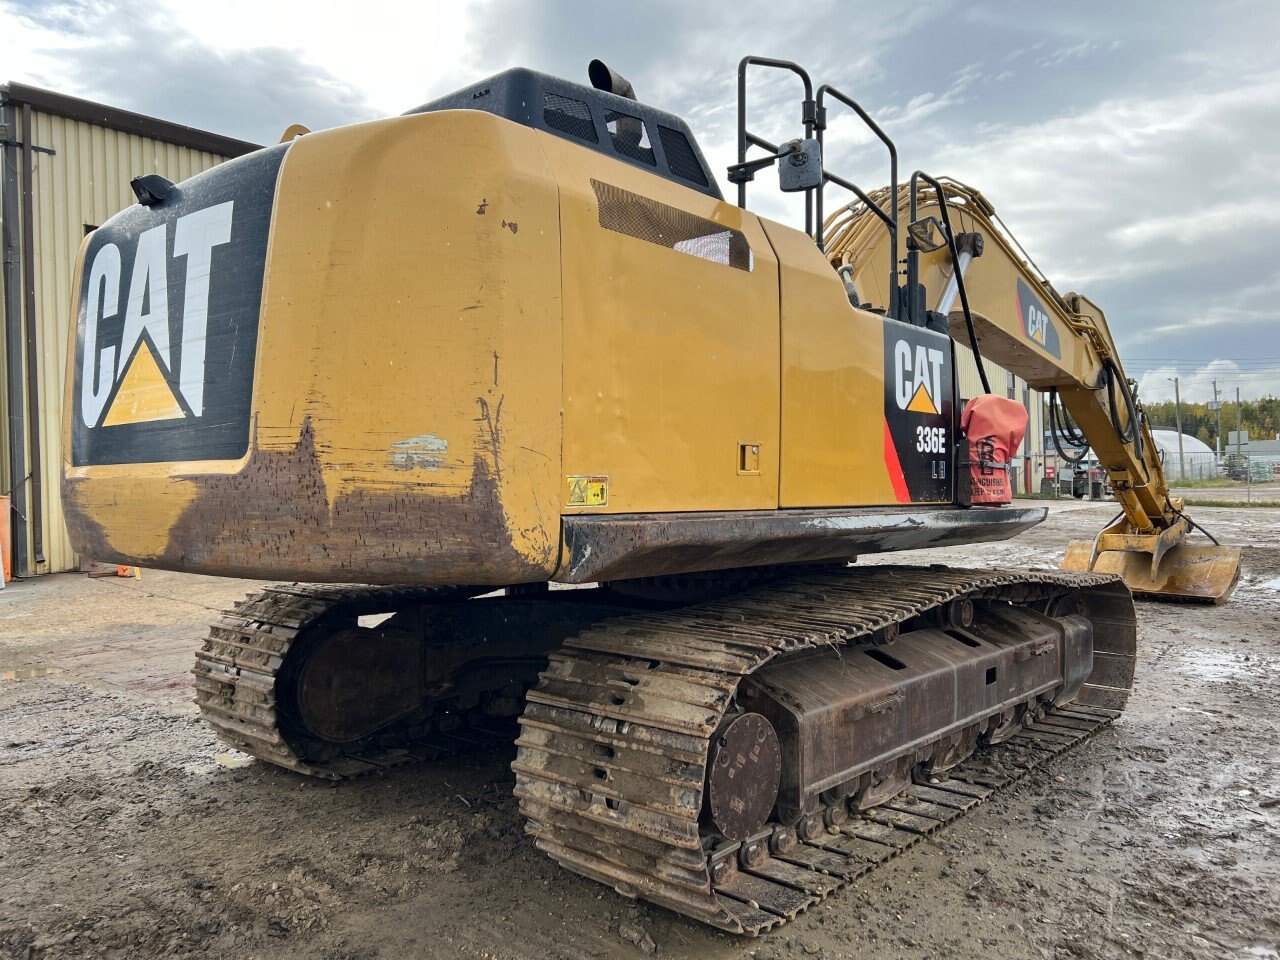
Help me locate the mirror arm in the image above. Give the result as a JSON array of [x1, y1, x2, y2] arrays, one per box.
[[727, 141, 802, 185]]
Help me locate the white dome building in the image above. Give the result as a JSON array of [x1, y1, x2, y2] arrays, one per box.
[[1084, 430, 1216, 483], [1148, 430, 1216, 482]]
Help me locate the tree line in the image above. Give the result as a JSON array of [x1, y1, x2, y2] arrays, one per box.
[[1139, 395, 1279, 447]]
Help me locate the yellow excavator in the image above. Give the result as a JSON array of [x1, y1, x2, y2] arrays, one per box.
[[62, 57, 1239, 935]]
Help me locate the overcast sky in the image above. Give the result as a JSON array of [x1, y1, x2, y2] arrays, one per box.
[[4, 0, 1278, 403]]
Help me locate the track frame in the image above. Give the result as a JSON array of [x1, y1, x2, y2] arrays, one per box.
[[513, 565, 1135, 933]]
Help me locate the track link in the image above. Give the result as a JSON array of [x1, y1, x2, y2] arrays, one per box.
[[513, 565, 1136, 934], [192, 583, 504, 778]]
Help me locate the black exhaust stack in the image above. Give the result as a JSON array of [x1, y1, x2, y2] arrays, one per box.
[[589, 59, 637, 101]]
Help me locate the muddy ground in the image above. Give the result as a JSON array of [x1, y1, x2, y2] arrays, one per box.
[[1, 501, 1278, 960]]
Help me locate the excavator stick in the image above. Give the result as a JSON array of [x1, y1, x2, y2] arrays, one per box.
[[1062, 514, 1241, 604]]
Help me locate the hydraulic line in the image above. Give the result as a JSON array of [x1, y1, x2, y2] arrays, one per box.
[[1049, 388, 1090, 465], [1166, 498, 1222, 546], [912, 172, 992, 394], [1103, 358, 1143, 462]]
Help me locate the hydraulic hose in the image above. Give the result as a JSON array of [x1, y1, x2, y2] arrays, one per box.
[[911, 173, 991, 394], [1048, 388, 1089, 465], [1103, 358, 1143, 462], [1165, 498, 1222, 546]]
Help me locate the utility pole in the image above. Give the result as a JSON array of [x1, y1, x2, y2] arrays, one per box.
[[1236, 387, 1242, 456], [1170, 376, 1186, 481], [1212, 380, 1222, 459]]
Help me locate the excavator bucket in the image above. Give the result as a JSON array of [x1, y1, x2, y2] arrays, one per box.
[[1062, 539, 1242, 604]]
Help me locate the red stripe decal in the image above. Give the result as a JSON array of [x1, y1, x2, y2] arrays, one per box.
[[882, 418, 912, 503]]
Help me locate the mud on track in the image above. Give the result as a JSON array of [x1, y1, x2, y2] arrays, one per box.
[[2, 501, 1278, 960]]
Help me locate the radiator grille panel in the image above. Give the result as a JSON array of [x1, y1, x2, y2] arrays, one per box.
[[591, 179, 752, 271], [543, 93, 598, 143], [658, 125, 709, 187]]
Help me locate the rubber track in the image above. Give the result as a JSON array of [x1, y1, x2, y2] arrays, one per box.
[[192, 583, 503, 778], [512, 565, 1134, 934]]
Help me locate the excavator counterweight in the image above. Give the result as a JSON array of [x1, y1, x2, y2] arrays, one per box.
[[61, 56, 1235, 935]]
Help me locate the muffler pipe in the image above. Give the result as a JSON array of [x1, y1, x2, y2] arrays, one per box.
[[589, 59, 637, 101]]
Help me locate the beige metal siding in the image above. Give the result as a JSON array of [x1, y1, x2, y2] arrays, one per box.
[[18, 109, 225, 573], [0, 251, 8, 498]]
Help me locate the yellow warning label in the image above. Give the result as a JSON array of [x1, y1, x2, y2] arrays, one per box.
[[566, 475, 608, 507], [906, 382, 939, 416], [102, 339, 185, 426]]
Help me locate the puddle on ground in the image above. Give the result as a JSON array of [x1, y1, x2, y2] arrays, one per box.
[[1175, 705, 1220, 718], [215, 751, 255, 769], [1, 664, 65, 681], [185, 750, 257, 775], [1173, 649, 1257, 683]]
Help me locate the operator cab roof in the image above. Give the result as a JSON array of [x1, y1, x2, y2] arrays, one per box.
[[404, 67, 723, 200]]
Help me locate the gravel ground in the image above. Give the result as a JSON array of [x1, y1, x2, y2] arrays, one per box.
[[1, 501, 1277, 960]]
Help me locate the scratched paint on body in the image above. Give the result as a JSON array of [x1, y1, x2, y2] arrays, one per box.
[[389, 435, 449, 471]]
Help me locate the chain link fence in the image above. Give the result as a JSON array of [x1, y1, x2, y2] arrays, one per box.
[[1015, 452, 1280, 502]]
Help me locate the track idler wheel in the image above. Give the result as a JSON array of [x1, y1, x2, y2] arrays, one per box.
[[703, 713, 781, 842], [290, 627, 422, 743]]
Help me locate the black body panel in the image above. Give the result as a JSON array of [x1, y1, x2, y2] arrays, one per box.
[[405, 68, 722, 200], [559, 505, 1045, 582], [71, 143, 288, 466], [882, 321, 956, 502]]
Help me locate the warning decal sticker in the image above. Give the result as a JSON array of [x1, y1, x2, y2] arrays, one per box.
[[566, 475, 609, 507]]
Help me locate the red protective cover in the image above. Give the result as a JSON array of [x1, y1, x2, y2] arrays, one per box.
[[960, 395, 1029, 505]]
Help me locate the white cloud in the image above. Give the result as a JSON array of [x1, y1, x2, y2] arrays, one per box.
[[1136, 359, 1280, 403], [1112, 199, 1280, 250], [149, 0, 481, 115], [0, 0, 383, 139], [3, 0, 1278, 383], [917, 71, 1280, 275]]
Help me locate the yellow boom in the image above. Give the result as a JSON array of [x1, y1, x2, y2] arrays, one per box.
[[825, 177, 1241, 602]]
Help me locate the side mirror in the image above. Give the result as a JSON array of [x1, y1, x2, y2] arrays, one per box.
[[778, 138, 823, 193], [908, 215, 947, 252]]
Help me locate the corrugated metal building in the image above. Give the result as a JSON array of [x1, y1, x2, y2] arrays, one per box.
[[1, 83, 257, 576]]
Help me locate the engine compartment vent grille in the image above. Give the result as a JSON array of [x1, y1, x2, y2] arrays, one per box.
[[591, 179, 752, 272], [543, 93, 598, 143], [658, 126, 709, 187], [604, 109, 656, 166]]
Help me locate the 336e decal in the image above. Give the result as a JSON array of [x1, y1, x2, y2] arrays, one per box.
[[882, 323, 955, 502], [916, 425, 947, 454]]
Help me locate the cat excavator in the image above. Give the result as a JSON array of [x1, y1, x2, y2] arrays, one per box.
[[62, 57, 1240, 934]]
